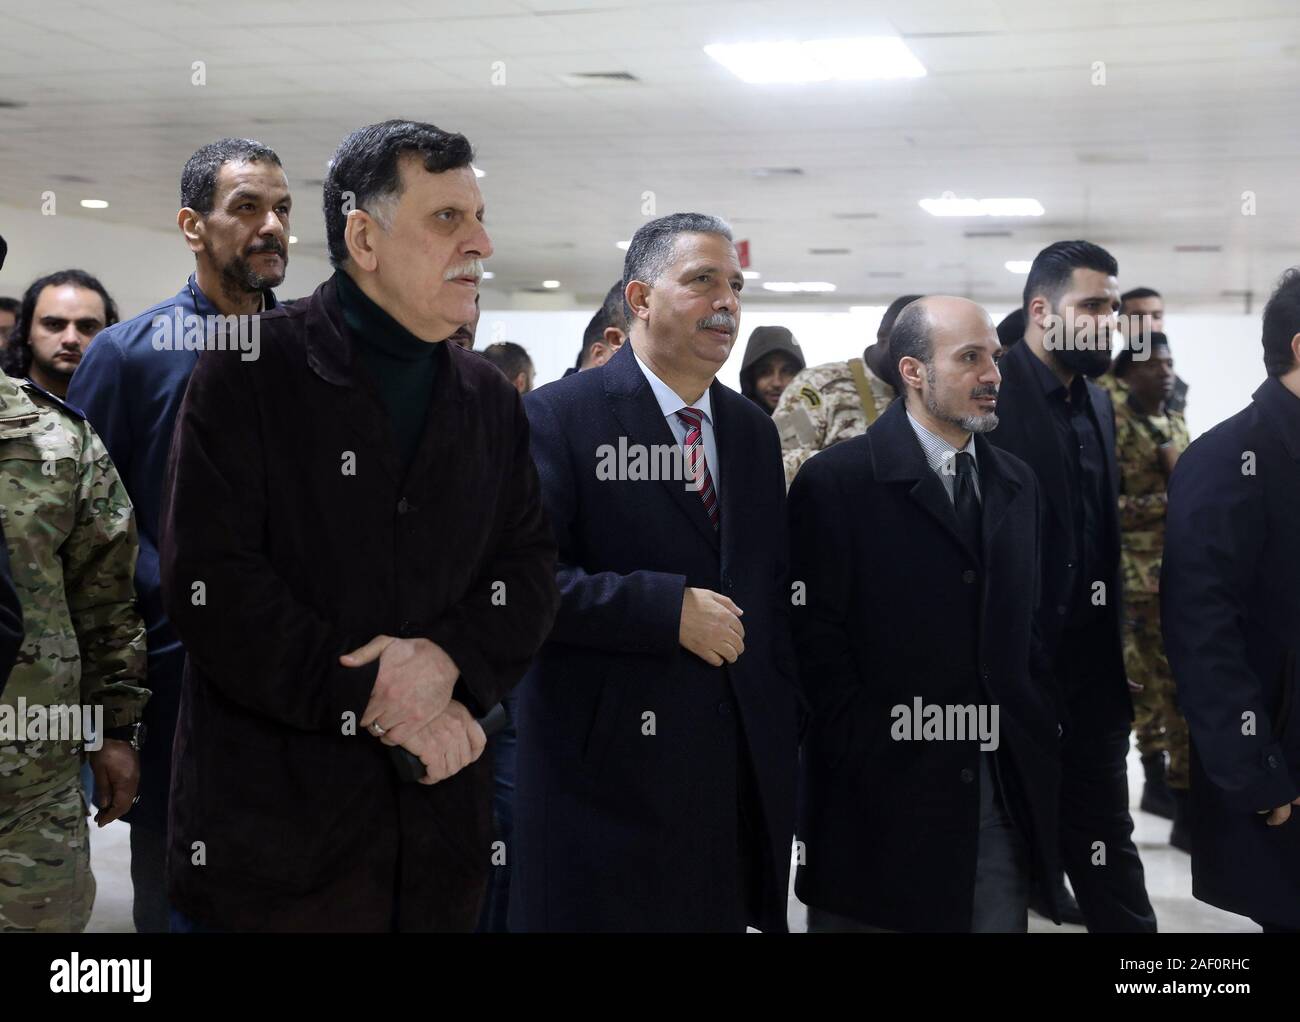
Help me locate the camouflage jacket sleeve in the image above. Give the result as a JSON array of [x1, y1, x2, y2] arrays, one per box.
[[1115, 408, 1170, 533], [772, 369, 830, 489], [64, 421, 148, 727]]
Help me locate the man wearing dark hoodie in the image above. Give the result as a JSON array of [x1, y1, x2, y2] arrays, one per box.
[[738, 325, 805, 415]]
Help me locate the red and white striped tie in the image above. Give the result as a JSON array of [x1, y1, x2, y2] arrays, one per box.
[[677, 406, 719, 531]]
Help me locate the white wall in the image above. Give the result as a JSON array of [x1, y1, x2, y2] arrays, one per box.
[[504, 304, 1264, 441], [1, 205, 1265, 441], [0, 202, 332, 320]]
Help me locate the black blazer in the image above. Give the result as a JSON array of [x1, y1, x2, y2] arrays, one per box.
[[159, 276, 559, 931], [1161, 377, 1300, 926], [788, 399, 1062, 931], [985, 341, 1128, 725], [512, 340, 801, 932]]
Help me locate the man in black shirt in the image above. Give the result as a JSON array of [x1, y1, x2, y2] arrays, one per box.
[[987, 240, 1157, 932]]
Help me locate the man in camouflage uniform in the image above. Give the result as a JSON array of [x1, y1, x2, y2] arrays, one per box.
[[0, 370, 148, 932], [773, 293, 921, 488], [1114, 332, 1191, 848]]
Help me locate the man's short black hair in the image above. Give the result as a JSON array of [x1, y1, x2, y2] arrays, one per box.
[[888, 299, 933, 372], [180, 138, 282, 214], [1120, 287, 1162, 307], [0, 297, 18, 315], [323, 119, 474, 269], [480, 341, 533, 382], [1261, 267, 1300, 378], [622, 213, 733, 321], [3, 269, 118, 377], [1113, 331, 1169, 378], [878, 293, 924, 343], [577, 281, 628, 368], [1023, 240, 1118, 318]]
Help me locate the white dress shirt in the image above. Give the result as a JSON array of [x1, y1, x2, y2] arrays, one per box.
[[906, 409, 980, 504], [632, 346, 721, 498]]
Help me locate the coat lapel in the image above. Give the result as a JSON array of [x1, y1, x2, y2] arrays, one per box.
[[1000, 343, 1072, 539], [1255, 376, 1300, 463], [301, 275, 404, 487], [602, 343, 720, 550], [973, 435, 1023, 563], [710, 380, 748, 570], [869, 400, 980, 563]]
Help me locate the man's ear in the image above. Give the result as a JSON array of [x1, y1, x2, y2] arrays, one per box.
[[625, 281, 651, 323], [177, 208, 204, 255], [344, 210, 381, 273], [603, 326, 626, 348], [1027, 294, 1051, 331], [897, 355, 925, 391]]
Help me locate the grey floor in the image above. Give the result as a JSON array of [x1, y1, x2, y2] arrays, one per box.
[[85, 740, 1257, 933]]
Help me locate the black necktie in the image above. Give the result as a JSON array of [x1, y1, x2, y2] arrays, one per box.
[[953, 451, 982, 559]]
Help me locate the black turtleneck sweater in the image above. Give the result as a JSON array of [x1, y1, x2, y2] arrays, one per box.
[[335, 270, 443, 475]]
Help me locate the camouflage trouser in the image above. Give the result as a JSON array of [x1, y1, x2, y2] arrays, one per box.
[[1125, 596, 1189, 790], [0, 772, 96, 932]]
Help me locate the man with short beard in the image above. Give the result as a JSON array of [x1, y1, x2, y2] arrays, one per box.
[[4, 269, 118, 397], [65, 137, 291, 933], [986, 240, 1157, 933], [789, 297, 1060, 932], [738, 325, 805, 415]]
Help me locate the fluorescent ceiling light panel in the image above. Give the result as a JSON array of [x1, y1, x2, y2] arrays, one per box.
[[1005, 260, 1033, 274], [762, 281, 837, 293], [705, 37, 926, 84], [920, 194, 1044, 217]]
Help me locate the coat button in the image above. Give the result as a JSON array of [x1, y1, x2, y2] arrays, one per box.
[[399, 621, 416, 637], [1267, 754, 1280, 769], [717, 701, 731, 716], [960, 768, 974, 783], [397, 497, 413, 515], [962, 569, 977, 584], [1057, 604, 1068, 615]]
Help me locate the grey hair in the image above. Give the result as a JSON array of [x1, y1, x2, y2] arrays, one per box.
[[622, 212, 733, 320]]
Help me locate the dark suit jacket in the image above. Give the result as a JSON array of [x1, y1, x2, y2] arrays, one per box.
[[985, 341, 1128, 727], [789, 399, 1062, 930], [68, 276, 249, 829], [159, 276, 559, 932], [0, 519, 22, 693], [512, 340, 801, 932], [1161, 376, 1300, 926]]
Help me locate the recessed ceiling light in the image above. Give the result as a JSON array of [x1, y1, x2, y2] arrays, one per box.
[[482, 271, 494, 280], [80, 199, 109, 209], [920, 194, 1044, 217], [615, 240, 631, 250], [542, 280, 561, 289], [705, 37, 926, 84], [472, 165, 485, 178], [742, 271, 761, 280], [1005, 260, 1033, 274], [762, 281, 837, 293], [288, 236, 298, 244]]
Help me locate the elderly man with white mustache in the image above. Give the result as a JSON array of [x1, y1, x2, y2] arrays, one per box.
[[158, 119, 560, 932]]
